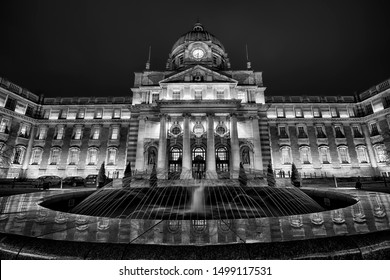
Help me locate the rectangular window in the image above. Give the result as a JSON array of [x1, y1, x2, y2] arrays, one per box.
[[370, 123, 379, 136], [279, 126, 289, 138], [276, 108, 285, 118], [77, 109, 85, 119], [365, 104, 373, 115], [59, 109, 67, 119], [88, 149, 98, 165], [5, 97, 16, 111], [0, 119, 10, 133], [297, 126, 307, 138], [25, 105, 34, 117], [330, 107, 338, 117], [56, 126, 64, 140], [31, 149, 42, 165], [335, 126, 345, 138], [339, 148, 349, 163], [113, 109, 121, 119], [319, 148, 330, 164], [316, 126, 326, 138], [237, 91, 247, 102], [152, 93, 159, 103], [38, 127, 47, 140], [19, 124, 30, 138], [0, 92, 7, 107], [95, 108, 103, 119], [69, 149, 79, 165], [313, 108, 321, 118], [195, 91, 202, 100], [111, 127, 119, 140], [107, 149, 116, 165], [295, 108, 303, 118], [172, 91, 180, 100], [92, 127, 100, 140], [50, 149, 60, 165], [15, 101, 27, 114], [352, 126, 363, 138], [217, 91, 224, 99], [73, 127, 82, 140], [357, 148, 368, 163]]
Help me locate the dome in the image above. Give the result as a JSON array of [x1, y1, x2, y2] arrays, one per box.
[[171, 23, 225, 52]]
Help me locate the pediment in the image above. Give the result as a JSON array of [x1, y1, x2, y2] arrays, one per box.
[[159, 65, 237, 84]]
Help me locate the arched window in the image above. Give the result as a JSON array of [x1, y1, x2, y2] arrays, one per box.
[[337, 146, 350, 164], [280, 146, 291, 165], [356, 146, 369, 164], [49, 148, 61, 165], [30, 147, 43, 165], [318, 146, 331, 164], [241, 147, 250, 164], [299, 146, 311, 164], [68, 147, 80, 165], [374, 144, 387, 163], [216, 147, 228, 161], [107, 147, 117, 165], [170, 147, 182, 161], [87, 148, 99, 165], [13, 146, 26, 165], [192, 147, 205, 160]]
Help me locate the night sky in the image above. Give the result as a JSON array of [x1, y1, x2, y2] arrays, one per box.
[[1, 0, 389, 98]]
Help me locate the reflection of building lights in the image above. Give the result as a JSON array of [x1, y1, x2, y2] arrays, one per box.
[[289, 215, 303, 228], [310, 213, 324, 225], [97, 218, 110, 231], [75, 215, 89, 231], [167, 220, 181, 233], [192, 220, 206, 233], [54, 212, 69, 224], [332, 209, 345, 224], [217, 220, 231, 232]]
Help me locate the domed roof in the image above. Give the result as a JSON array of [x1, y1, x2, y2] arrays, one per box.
[[171, 23, 225, 52]]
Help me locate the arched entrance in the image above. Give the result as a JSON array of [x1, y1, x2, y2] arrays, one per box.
[[192, 147, 205, 179], [168, 147, 182, 180]]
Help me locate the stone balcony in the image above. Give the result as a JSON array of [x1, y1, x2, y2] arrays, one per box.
[[15, 137, 29, 146], [353, 138, 366, 146], [33, 139, 46, 147], [316, 138, 328, 146], [278, 138, 291, 146], [297, 138, 310, 146], [335, 138, 347, 146], [52, 139, 64, 147], [370, 134, 384, 144], [70, 139, 82, 147]]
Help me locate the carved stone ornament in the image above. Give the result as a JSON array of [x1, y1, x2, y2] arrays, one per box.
[[193, 121, 205, 138]]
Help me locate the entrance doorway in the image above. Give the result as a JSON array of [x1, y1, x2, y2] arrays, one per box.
[[192, 147, 205, 179]]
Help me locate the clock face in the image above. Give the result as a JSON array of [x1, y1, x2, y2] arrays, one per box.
[[192, 48, 205, 59]]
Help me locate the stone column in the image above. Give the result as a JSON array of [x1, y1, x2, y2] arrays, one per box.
[[180, 114, 192, 179], [251, 115, 263, 173], [206, 113, 217, 178], [157, 114, 167, 178], [21, 125, 37, 177], [135, 116, 147, 172], [362, 123, 378, 169], [230, 113, 240, 178]]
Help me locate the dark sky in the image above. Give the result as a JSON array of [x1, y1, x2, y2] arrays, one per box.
[[1, 0, 389, 98]]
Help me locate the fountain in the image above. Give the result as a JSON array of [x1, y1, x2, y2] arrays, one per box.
[[1, 167, 390, 259]]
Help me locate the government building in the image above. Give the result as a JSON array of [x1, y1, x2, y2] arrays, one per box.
[[1, 22, 390, 180]]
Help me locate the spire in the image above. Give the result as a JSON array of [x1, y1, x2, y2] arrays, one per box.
[[246, 44, 251, 69], [145, 46, 151, 70]]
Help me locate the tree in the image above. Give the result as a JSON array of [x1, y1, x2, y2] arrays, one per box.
[[149, 163, 157, 188], [124, 161, 132, 178], [291, 162, 301, 187], [267, 160, 276, 187], [97, 161, 107, 188], [238, 162, 247, 188]]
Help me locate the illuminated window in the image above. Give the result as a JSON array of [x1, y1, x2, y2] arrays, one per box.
[[18, 123, 30, 138], [55, 126, 64, 140], [77, 108, 85, 119], [276, 108, 285, 118], [352, 126, 363, 138], [356, 146, 368, 163], [111, 126, 119, 140], [95, 109, 103, 119], [87, 148, 98, 165], [281, 146, 291, 164], [107, 148, 117, 165], [68, 148, 80, 165], [316, 126, 326, 138], [73, 127, 82, 140], [295, 108, 303, 118], [330, 107, 338, 117], [170, 147, 182, 161], [297, 126, 307, 138], [37, 126, 47, 140], [91, 127, 100, 140], [172, 91, 180, 100], [313, 108, 321, 118], [338, 146, 350, 164], [300, 146, 311, 164], [370, 123, 379, 136], [334, 126, 345, 138], [113, 109, 121, 119], [216, 147, 228, 161], [319, 146, 331, 164], [50, 148, 61, 165], [0, 118, 10, 133], [216, 91, 224, 99], [31, 148, 43, 165], [195, 91, 202, 100], [374, 144, 387, 163], [13, 146, 25, 165]]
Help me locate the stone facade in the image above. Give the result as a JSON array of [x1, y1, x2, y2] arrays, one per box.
[[0, 23, 390, 179]]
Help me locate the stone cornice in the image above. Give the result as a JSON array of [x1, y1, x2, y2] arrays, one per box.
[[0, 107, 36, 124], [36, 118, 130, 126]]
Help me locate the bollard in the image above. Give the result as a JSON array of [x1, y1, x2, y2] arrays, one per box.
[[333, 175, 338, 188]]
